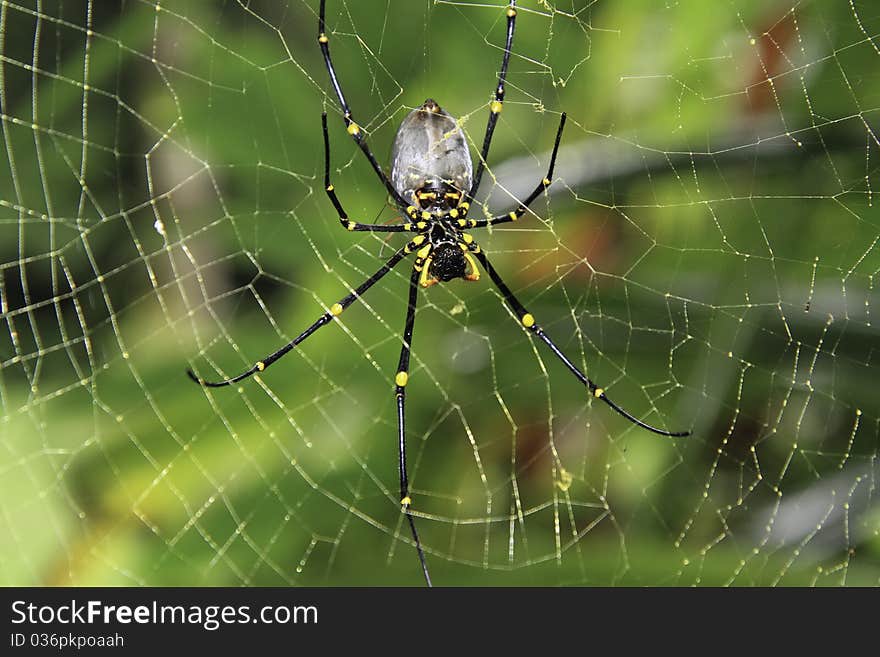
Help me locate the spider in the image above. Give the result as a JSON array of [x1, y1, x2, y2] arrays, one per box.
[[187, 0, 690, 586]]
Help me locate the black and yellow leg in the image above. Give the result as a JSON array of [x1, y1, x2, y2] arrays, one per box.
[[395, 266, 432, 586], [318, 0, 409, 208], [321, 114, 412, 233], [472, 251, 690, 437], [470, 113, 567, 228], [187, 242, 417, 388], [468, 0, 518, 201]]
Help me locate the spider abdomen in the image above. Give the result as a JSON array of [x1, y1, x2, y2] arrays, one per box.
[[390, 99, 473, 209]]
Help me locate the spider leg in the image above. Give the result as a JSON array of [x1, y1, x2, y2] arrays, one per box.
[[318, 0, 409, 209], [469, 113, 566, 229], [468, 0, 518, 202], [322, 113, 413, 233], [395, 266, 432, 586], [472, 249, 690, 437], [187, 240, 420, 387]]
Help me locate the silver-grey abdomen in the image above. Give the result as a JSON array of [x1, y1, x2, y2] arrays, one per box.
[[390, 99, 473, 204]]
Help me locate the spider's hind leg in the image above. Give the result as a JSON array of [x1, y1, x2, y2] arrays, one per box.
[[469, 112, 567, 229], [468, 1, 519, 202], [322, 114, 414, 233], [318, 0, 409, 208]]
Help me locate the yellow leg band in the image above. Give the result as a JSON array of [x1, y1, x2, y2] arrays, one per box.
[[521, 313, 535, 328], [463, 253, 480, 281], [419, 258, 439, 287]]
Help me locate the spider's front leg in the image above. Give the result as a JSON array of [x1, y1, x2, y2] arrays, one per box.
[[186, 237, 425, 388], [394, 265, 432, 586], [470, 248, 690, 438]]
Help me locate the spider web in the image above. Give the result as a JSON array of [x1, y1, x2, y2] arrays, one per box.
[[1, 0, 878, 586]]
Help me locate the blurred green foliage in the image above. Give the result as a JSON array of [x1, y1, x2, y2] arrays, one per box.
[[1, 0, 879, 586]]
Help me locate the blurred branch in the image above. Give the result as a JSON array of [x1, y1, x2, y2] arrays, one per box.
[[748, 460, 878, 562], [479, 115, 865, 209]]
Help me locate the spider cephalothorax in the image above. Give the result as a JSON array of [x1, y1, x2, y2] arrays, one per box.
[[426, 243, 468, 282], [415, 232, 480, 287], [188, 0, 690, 588]]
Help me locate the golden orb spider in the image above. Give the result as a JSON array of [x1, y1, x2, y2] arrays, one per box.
[[187, 0, 690, 586]]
